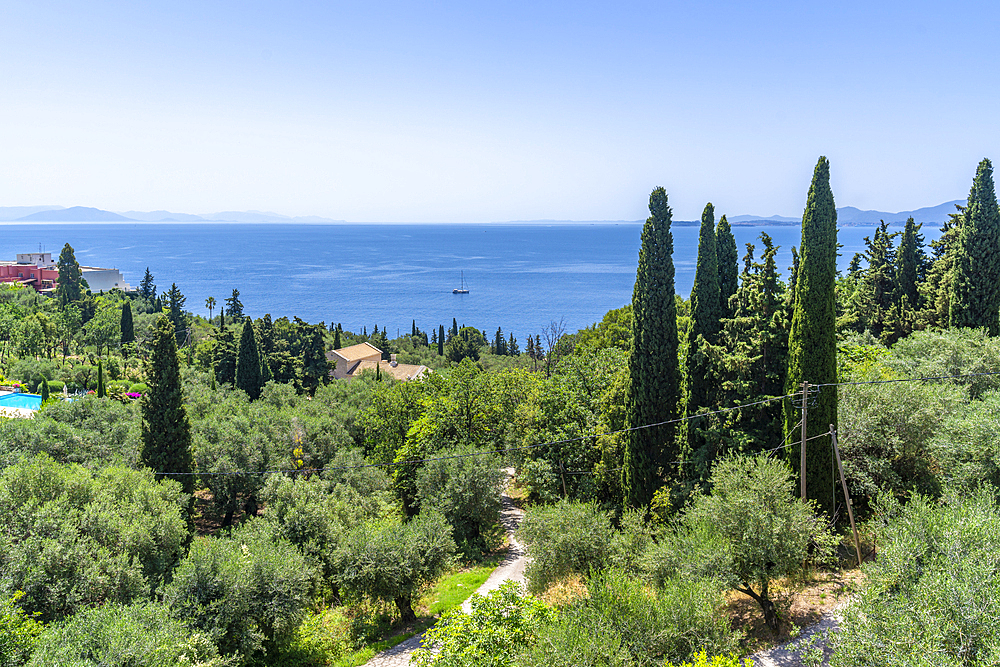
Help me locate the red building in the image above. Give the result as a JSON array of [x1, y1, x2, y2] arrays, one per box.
[[0, 253, 60, 293]]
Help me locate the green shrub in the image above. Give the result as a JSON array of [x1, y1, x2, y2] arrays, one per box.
[[520, 568, 738, 667], [931, 391, 1000, 493], [838, 370, 961, 512], [412, 580, 553, 667], [274, 606, 352, 667], [0, 395, 142, 469], [670, 651, 754, 667], [832, 492, 1000, 667], [416, 445, 504, 554], [517, 458, 560, 504], [0, 591, 44, 667], [0, 454, 188, 622], [129, 382, 149, 394], [164, 519, 315, 662], [262, 467, 395, 582], [517, 500, 613, 593], [27, 601, 227, 667], [45, 380, 65, 393], [883, 327, 1000, 399], [7, 358, 60, 392]]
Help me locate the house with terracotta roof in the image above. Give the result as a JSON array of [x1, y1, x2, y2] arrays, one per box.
[[326, 342, 430, 381]]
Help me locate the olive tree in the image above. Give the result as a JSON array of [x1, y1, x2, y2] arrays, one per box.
[[679, 454, 833, 633], [0, 454, 188, 622], [333, 512, 455, 622], [163, 519, 315, 660]]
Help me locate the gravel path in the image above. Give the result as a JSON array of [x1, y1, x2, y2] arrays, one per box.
[[362, 470, 526, 667], [749, 605, 845, 667]]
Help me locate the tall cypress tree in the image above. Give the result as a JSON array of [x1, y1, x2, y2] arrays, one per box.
[[686, 203, 723, 463], [438, 325, 445, 355], [236, 318, 264, 400], [716, 214, 739, 319], [120, 301, 135, 347], [690, 203, 721, 344], [97, 360, 105, 398], [950, 158, 1000, 334], [141, 315, 194, 495], [622, 187, 681, 509], [784, 156, 838, 518]]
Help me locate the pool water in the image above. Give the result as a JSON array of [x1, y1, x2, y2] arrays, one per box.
[[0, 393, 43, 410]]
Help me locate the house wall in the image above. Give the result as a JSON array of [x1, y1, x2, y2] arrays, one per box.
[[81, 268, 130, 292]]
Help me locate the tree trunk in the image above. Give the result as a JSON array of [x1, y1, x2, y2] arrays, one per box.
[[738, 581, 780, 634], [395, 595, 416, 623]]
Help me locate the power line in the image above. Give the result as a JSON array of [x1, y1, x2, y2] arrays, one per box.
[[816, 369, 1000, 388], [153, 391, 803, 478], [146, 368, 1000, 479]]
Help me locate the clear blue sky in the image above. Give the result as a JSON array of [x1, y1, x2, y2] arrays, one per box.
[[1, 1, 996, 222]]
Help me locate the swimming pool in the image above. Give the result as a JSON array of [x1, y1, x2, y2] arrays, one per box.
[[0, 393, 42, 410]]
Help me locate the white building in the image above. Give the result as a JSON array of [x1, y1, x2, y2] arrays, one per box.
[[16, 252, 56, 268], [81, 266, 132, 292]]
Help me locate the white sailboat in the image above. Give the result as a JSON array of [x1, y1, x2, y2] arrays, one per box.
[[452, 271, 470, 294]]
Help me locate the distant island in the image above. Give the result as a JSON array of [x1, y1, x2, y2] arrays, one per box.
[[0, 199, 966, 226]]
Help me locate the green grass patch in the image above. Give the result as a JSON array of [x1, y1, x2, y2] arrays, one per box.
[[332, 625, 429, 667], [282, 555, 505, 666], [422, 554, 504, 616]]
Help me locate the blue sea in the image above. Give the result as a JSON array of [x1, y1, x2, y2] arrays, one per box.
[[0, 222, 940, 339]]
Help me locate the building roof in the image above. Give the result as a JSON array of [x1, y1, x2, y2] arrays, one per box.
[[353, 359, 431, 382], [328, 341, 383, 363]]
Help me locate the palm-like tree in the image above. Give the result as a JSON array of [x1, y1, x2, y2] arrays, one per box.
[[205, 296, 216, 324]]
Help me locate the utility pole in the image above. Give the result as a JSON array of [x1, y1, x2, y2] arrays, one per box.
[[830, 425, 862, 567], [800, 381, 809, 502]]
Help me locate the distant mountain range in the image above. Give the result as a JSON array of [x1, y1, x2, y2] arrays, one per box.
[[0, 206, 345, 224], [0, 200, 968, 226]]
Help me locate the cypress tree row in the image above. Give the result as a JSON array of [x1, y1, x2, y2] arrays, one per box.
[[950, 158, 1000, 334], [236, 318, 264, 400], [120, 300, 135, 348], [784, 156, 838, 518], [141, 315, 194, 495], [622, 186, 681, 509], [716, 214, 739, 319]]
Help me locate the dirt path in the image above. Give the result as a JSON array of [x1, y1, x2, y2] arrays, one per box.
[[749, 605, 844, 667], [362, 470, 526, 667]]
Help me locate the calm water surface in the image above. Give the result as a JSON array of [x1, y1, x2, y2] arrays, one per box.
[[0, 222, 939, 339]]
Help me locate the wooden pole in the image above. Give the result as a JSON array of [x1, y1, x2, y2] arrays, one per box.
[[830, 425, 863, 567], [800, 381, 809, 502]]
